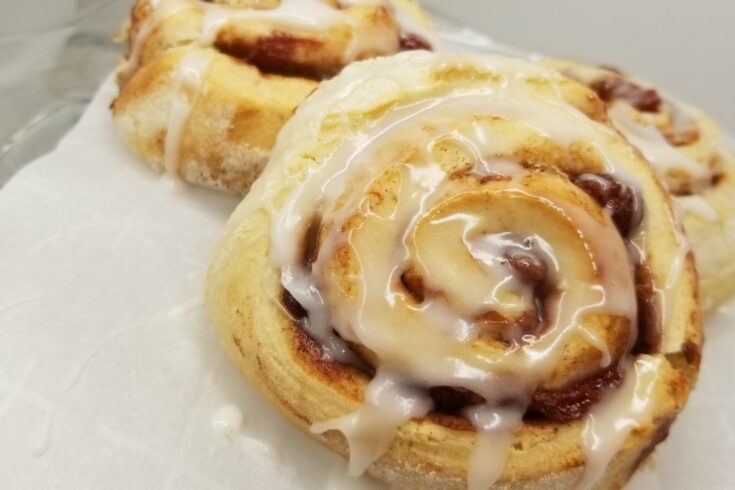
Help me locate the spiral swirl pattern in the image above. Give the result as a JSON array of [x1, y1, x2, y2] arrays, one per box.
[[207, 52, 701, 489]]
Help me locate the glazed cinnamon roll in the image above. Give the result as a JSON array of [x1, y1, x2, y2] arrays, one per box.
[[207, 52, 701, 489], [111, 0, 436, 193], [545, 59, 735, 312]]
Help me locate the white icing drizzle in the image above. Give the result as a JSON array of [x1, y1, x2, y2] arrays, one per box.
[[339, 0, 440, 49], [608, 103, 710, 189], [665, 231, 691, 296], [312, 370, 432, 475], [577, 356, 663, 490], [163, 49, 213, 176], [676, 195, 719, 222], [464, 405, 524, 490], [387, 0, 440, 49], [464, 232, 539, 318], [562, 64, 716, 193], [561, 68, 698, 321], [661, 191, 693, 326], [281, 266, 357, 363], [199, 0, 349, 45], [266, 54, 658, 488]]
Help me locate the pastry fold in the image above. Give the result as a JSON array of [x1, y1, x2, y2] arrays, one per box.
[[112, 0, 436, 193], [207, 52, 701, 490], [545, 59, 735, 312]]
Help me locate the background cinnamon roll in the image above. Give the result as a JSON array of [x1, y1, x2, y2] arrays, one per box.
[[545, 59, 735, 313], [207, 52, 701, 489], [111, 0, 436, 193]]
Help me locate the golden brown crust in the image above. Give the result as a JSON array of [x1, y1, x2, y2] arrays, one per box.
[[207, 53, 701, 489], [112, 47, 317, 193]]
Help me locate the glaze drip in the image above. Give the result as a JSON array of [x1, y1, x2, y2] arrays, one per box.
[[163, 49, 213, 176]]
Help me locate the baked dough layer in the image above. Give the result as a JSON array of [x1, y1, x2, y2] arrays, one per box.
[[207, 52, 701, 489]]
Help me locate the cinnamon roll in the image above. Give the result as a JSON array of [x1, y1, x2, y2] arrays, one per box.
[[545, 59, 735, 312], [111, 0, 436, 193], [207, 52, 701, 489]]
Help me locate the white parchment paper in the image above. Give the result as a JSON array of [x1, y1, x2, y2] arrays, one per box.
[[1, 36, 734, 490]]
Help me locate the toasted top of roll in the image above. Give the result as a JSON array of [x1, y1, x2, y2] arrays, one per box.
[[208, 52, 701, 489]]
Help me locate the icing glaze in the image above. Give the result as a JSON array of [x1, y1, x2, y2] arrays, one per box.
[[163, 49, 213, 177], [578, 356, 663, 490], [267, 54, 667, 487], [677, 194, 719, 222], [212, 404, 245, 437], [562, 64, 718, 194], [312, 370, 432, 475], [200, 0, 348, 45], [125, 0, 431, 78], [339, 0, 440, 49], [608, 103, 710, 188], [123, 0, 434, 182], [465, 404, 523, 490]]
